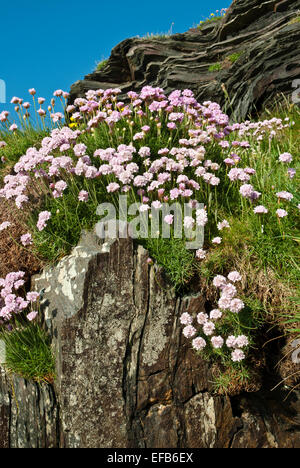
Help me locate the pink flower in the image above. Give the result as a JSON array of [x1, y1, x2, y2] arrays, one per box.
[[74, 143, 87, 157], [212, 237, 222, 245], [0, 222, 11, 231], [195, 249, 206, 260], [196, 208, 208, 226], [235, 335, 249, 348], [107, 183, 120, 193], [276, 209, 288, 218], [210, 309, 222, 320], [287, 168, 296, 179], [211, 336, 224, 349], [222, 283, 237, 298], [213, 275, 227, 288], [37, 211, 51, 231], [226, 336, 237, 348], [183, 325, 197, 338], [78, 190, 89, 202], [180, 312, 193, 325], [279, 152, 292, 163], [197, 312, 208, 325], [231, 349, 245, 362], [26, 292, 39, 302], [192, 337, 206, 351], [276, 191, 293, 201], [27, 311, 38, 321], [203, 321, 215, 336], [20, 233, 32, 246], [28, 88, 36, 96], [254, 205, 268, 214], [184, 216, 195, 229], [227, 271, 242, 283], [217, 219, 230, 231], [229, 298, 244, 313], [164, 214, 174, 225]]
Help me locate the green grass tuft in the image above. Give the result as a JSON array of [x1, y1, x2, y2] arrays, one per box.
[[208, 62, 222, 72], [0, 323, 55, 384]]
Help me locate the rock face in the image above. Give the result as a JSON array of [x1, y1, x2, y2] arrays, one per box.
[[1, 231, 299, 448], [69, 0, 300, 120]]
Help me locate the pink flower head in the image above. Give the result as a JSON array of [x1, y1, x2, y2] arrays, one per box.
[[180, 312, 193, 326], [195, 249, 206, 260], [229, 298, 244, 313], [276, 209, 288, 218], [107, 183, 120, 193], [210, 309, 222, 320], [279, 152, 292, 163], [235, 335, 249, 348], [231, 349, 245, 362], [182, 325, 197, 338], [192, 336, 206, 351], [211, 336, 224, 349], [20, 233, 32, 246], [37, 211, 51, 231], [213, 275, 227, 288], [227, 271, 242, 283], [203, 321, 216, 336], [217, 219, 230, 231], [78, 190, 89, 202], [164, 214, 174, 225], [0, 221, 11, 231], [197, 312, 208, 325], [26, 292, 40, 302], [254, 205, 268, 214], [27, 311, 38, 321], [276, 191, 293, 201]]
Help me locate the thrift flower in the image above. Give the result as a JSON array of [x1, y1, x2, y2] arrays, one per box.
[[183, 325, 197, 338], [276, 209, 288, 218], [192, 337, 206, 351]]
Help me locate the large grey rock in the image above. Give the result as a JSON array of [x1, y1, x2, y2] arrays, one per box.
[[69, 0, 300, 120]]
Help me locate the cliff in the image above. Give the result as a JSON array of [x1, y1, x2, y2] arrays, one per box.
[[70, 0, 300, 120]]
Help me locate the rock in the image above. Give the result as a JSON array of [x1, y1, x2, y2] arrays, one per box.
[[0, 370, 58, 448], [1, 231, 299, 448], [69, 0, 300, 120]]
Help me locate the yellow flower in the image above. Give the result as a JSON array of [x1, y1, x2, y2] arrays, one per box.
[[69, 123, 78, 129]]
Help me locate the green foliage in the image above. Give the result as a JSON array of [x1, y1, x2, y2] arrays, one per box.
[[0, 323, 55, 384], [208, 62, 222, 72], [144, 237, 196, 289], [226, 51, 244, 63], [96, 59, 108, 72], [289, 16, 300, 24], [198, 16, 222, 29], [0, 127, 48, 180]]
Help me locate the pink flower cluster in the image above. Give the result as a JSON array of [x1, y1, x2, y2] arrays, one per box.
[[180, 271, 249, 362], [0, 271, 39, 322]]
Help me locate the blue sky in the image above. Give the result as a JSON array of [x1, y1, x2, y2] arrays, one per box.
[[0, 0, 230, 121]]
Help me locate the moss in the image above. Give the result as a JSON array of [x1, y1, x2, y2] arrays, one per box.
[[96, 59, 108, 72], [208, 62, 222, 72]]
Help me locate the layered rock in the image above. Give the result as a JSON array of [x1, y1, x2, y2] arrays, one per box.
[[69, 0, 300, 120], [1, 232, 299, 448]]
